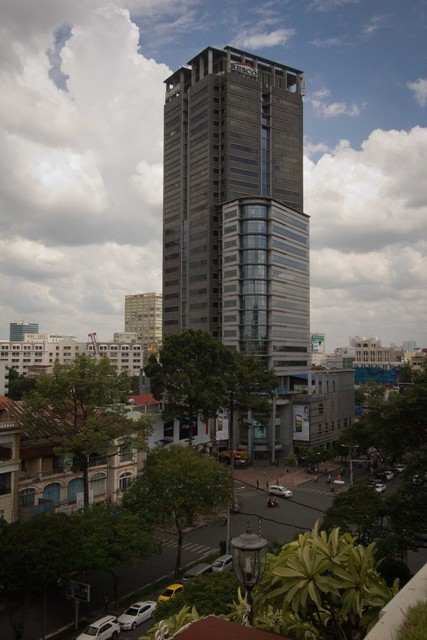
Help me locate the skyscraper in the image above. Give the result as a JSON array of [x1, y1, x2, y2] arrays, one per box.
[[162, 45, 309, 389], [124, 293, 163, 348]]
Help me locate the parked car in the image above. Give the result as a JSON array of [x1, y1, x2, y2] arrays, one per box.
[[182, 562, 213, 582], [212, 554, 233, 573], [157, 583, 184, 603], [118, 600, 157, 630], [76, 615, 120, 640], [374, 483, 386, 493], [394, 464, 406, 473], [269, 485, 292, 498]]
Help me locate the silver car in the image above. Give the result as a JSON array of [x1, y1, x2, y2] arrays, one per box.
[[118, 600, 157, 630], [212, 554, 233, 573]]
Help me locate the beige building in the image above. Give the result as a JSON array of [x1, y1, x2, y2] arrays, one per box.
[[0, 398, 20, 522], [124, 293, 162, 349], [351, 336, 403, 366]]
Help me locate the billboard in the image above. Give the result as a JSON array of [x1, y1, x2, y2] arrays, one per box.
[[293, 405, 310, 441], [311, 334, 325, 353]]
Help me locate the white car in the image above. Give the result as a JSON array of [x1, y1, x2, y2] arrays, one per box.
[[212, 554, 233, 573], [118, 600, 157, 630], [374, 483, 386, 493], [269, 485, 293, 498], [395, 464, 406, 473], [76, 615, 120, 640]]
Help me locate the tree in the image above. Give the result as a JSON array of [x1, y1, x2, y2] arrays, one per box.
[[72, 504, 158, 607], [221, 349, 277, 463], [322, 482, 384, 545], [155, 572, 239, 620], [123, 445, 231, 578], [144, 330, 229, 445], [21, 354, 153, 506], [6, 367, 36, 400], [250, 524, 398, 640], [0, 513, 81, 640]]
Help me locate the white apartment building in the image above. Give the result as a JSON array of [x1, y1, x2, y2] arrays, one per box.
[[0, 334, 82, 376], [0, 334, 146, 378]]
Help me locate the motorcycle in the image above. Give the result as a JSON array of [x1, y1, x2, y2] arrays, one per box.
[[267, 497, 279, 508]]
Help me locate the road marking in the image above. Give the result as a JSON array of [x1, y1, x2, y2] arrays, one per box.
[[159, 539, 217, 555], [294, 486, 332, 496]]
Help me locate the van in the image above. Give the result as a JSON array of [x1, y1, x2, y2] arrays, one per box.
[[182, 562, 213, 582]]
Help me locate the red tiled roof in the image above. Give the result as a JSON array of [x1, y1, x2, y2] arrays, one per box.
[[172, 617, 288, 640], [128, 394, 159, 406]]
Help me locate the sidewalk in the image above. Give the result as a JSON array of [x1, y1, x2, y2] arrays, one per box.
[[233, 462, 342, 490]]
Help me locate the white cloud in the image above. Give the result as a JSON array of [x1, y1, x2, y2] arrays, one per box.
[[233, 27, 296, 50], [306, 126, 427, 348], [0, 1, 169, 339], [407, 78, 427, 108], [0, 0, 425, 354], [310, 99, 361, 118]]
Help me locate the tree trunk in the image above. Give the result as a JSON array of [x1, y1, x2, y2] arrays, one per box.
[[83, 457, 90, 507], [111, 571, 119, 610], [174, 526, 184, 579]]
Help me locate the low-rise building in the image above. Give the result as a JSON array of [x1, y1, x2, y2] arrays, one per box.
[[0, 398, 20, 522]]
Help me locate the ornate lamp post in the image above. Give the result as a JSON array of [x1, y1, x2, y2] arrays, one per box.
[[231, 520, 268, 626]]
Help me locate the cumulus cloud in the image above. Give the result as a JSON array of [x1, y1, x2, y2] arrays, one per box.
[[0, 0, 169, 339], [306, 126, 427, 348], [0, 0, 425, 353], [407, 78, 427, 107]]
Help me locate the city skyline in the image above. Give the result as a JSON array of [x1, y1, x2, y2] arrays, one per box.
[[0, 0, 426, 350]]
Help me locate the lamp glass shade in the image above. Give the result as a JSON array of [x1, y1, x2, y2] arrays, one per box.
[[231, 522, 268, 587]]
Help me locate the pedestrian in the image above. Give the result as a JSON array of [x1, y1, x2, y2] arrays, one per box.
[[104, 593, 109, 613], [265, 480, 269, 490], [314, 476, 318, 483], [256, 479, 259, 489], [286, 466, 289, 473]]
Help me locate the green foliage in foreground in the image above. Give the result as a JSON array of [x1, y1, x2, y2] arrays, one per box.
[[141, 524, 398, 640], [155, 572, 239, 620], [396, 601, 427, 640]]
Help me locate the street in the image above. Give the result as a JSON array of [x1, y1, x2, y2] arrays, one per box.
[[0, 468, 413, 640]]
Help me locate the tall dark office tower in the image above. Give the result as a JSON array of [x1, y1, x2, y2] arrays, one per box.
[[163, 46, 309, 389]]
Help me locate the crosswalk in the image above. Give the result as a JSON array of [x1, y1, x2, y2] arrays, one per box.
[[160, 538, 218, 557], [235, 484, 336, 498], [293, 485, 335, 496]]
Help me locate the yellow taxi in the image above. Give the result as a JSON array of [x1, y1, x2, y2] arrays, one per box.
[[157, 583, 184, 603]]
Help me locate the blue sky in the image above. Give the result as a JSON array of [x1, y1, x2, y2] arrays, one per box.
[[0, 0, 426, 351]]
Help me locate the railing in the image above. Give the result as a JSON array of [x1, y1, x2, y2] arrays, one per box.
[[0, 421, 17, 431]]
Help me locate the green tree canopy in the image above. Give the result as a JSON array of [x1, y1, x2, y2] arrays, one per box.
[[322, 482, 384, 545], [144, 329, 229, 445], [72, 504, 158, 606], [21, 354, 153, 506], [123, 445, 231, 577], [0, 513, 81, 639], [155, 572, 239, 620], [6, 368, 36, 400]]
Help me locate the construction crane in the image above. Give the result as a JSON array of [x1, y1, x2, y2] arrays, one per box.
[[88, 332, 100, 356]]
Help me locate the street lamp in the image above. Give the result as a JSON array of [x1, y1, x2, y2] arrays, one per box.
[[231, 520, 268, 626]]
